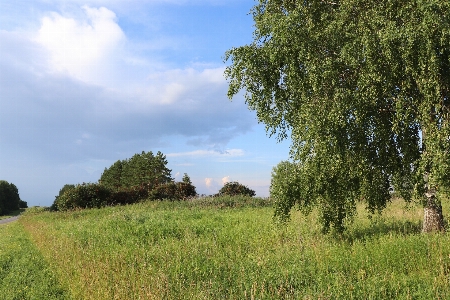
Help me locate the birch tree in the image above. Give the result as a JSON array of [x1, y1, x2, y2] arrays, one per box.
[[225, 0, 450, 232]]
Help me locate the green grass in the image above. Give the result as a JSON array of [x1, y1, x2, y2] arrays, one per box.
[[0, 221, 70, 299], [14, 197, 450, 299]]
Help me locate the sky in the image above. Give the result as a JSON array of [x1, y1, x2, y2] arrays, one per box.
[[0, 0, 291, 207]]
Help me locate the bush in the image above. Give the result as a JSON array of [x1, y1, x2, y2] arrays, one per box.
[[216, 182, 256, 197], [52, 176, 198, 211], [55, 183, 112, 211], [51, 184, 76, 211], [108, 185, 149, 206], [19, 200, 28, 209], [149, 182, 177, 200], [149, 182, 197, 201], [175, 182, 197, 199]]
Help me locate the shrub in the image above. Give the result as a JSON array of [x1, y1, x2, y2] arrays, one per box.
[[149, 182, 177, 200], [19, 200, 28, 208], [216, 182, 256, 197], [149, 182, 197, 201], [55, 183, 112, 211], [175, 182, 197, 199], [108, 185, 149, 206], [53, 181, 198, 211], [51, 184, 76, 211]]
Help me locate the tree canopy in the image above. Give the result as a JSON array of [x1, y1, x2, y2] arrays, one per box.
[[225, 0, 450, 232], [100, 151, 172, 191], [216, 181, 256, 197], [0, 180, 23, 214]]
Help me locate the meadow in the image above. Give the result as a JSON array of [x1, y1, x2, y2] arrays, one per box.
[[2, 196, 450, 299], [0, 219, 69, 299]]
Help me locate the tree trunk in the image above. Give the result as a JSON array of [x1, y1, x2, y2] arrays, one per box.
[[422, 188, 445, 233], [421, 107, 445, 233]]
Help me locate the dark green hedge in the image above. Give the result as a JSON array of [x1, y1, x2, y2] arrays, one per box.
[[54, 181, 197, 211]]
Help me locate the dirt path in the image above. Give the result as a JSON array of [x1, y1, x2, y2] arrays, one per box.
[[0, 216, 19, 225]]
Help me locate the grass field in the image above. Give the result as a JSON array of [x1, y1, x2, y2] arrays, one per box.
[[0, 221, 69, 299], [2, 196, 450, 299]]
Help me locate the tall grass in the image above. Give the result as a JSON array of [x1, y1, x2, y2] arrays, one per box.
[[18, 197, 450, 299], [0, 222, 69, 299]]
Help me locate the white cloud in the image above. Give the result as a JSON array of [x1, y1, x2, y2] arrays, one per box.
[[139, 67, 226, 106], [205, 177, 213, 188], [221, 176, 230, 184], [204, 177, 221, 193], [0, 1, 273, 206], [167, 149, 244, 157], [35, 6, 125, 85]]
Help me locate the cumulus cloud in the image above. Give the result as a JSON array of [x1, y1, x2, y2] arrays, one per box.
[[205, 177, 213, 188], [204, 177, 221, 193], [221, 176, 230, 184], [35, 6, 125, 85], [0, 2, 264, 206], [140, 67, 227, 105], [203, 176, 233, 194], [0, 15, 254, 162]]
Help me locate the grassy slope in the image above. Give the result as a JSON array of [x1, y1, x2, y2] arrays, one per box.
[[14, 197, 450, 299], [0, 221, 70, 299]]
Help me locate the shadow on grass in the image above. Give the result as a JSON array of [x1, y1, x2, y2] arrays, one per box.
[[340, 219, 423, 244]]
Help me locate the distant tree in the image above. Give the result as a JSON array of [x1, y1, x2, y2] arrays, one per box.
[[100, 160, 123, 191], [216, 182, 256, 197], [0, 180, 21, 214], [225, 0, 450, 233], [182, 173, 192, 185], [100, 151, 172, 190], [19, 200, 28, 209]]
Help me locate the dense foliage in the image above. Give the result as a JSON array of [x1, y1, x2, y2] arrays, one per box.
[[54, 183, 112, 211], [149, 181, 197, 200], [225, 0, 450, 232], [0, 180, 24, 215], [51, 184, 76, 211], [100, 151, 172, 191], [216, 182, 256, 197], [53, 181, 198, 211]]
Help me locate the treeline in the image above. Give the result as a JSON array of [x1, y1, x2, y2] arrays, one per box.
[[52, 151, 197, 211], [0, 180, 27, 215], [52, 150, 256, 211]]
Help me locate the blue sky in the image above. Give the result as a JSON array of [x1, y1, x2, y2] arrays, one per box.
[[0, 0, 290, 206]]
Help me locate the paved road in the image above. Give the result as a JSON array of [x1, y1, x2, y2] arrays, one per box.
[[0, 216, 19, 225]]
